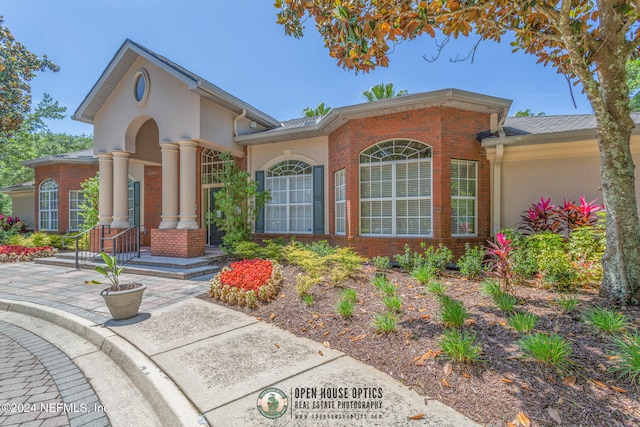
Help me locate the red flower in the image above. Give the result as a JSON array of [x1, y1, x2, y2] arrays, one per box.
[[219, 259, 273, 292]]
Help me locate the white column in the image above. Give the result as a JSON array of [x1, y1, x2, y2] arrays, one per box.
[[177, 140, 199, 229], [97, 153, 113, 226], [111, 151, 131, 229], [159, 142, 179, 229]]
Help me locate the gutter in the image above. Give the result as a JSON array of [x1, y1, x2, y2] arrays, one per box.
[[233, 109, 247, 137]]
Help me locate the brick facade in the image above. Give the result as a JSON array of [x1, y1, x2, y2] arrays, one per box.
[[150, 228, 206, 257], [256, 107, 492, 259], [143, 165, 162, 246], [34, 163, 98, 234]]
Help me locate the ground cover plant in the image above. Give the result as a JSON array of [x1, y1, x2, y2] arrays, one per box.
[[0, 244, 56, 262], [201, 237, 640, 426], [200, 197, 640, 424]]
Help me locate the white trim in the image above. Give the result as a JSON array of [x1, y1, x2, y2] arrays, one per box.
[[132, 69, 150, 107], [451, 159, 478, 237], [334, 169, 346, 235], [259, 153, 318, 171]]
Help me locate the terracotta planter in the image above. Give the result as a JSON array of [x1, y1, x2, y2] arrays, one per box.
[[100, 284, 146, 320]]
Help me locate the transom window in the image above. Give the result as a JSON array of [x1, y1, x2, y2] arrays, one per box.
[[39, 178, 58, 231], [201, 149, 227, 184], [265, 160, 313, 233], [359, 139, 432, 236], [451, 160, 477, 236]]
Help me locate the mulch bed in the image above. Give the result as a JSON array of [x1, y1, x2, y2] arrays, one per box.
[[199, 264, 640, 426]]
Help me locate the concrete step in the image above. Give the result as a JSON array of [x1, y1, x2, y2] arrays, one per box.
[[35, 255, 221, 280]]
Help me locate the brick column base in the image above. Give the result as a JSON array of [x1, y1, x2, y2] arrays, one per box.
[[150, 228, 206, 258]]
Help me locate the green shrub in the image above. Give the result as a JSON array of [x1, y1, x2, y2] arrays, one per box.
[[411, 264, 436, 285], [583, 306, 630, 335], [336, 298, 355, 318], [296, 274, 321, 297], [493, 292, 517, 312], [394, 244, 423, 273], [232, 241, 265, 259], [480, 279, 502, 298], [372, 275, 396, 296], [371, 256, 391, 270], [340, 288, 358, 304], [439, 329, 482, 363], [457, 243, 486, 278], [421, 243, 453, 272], [439, 296, 468, 328], [555, 295, 580, 313], [382, 295, 402, 313], [305, 240, 335, 256], [302, 294, 315, 306], [325, 247, 365, 275], [609, 331, 640, 384], [519, 333, 573, 371], [508, 311, 538, 333], [426, 281, 446, 296], [371, 312, 398, 334], [568, 225, 605, 263]]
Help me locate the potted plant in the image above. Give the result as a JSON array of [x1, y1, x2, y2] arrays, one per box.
[[94, 252, 146, 320]]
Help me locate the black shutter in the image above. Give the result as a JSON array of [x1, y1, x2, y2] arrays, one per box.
[[312, 165, 324, 234], [255, 170, 265, 233]]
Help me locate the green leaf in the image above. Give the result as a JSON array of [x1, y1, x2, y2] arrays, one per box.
[[84, 280, 102, 285], [333, 5, 348, 20]]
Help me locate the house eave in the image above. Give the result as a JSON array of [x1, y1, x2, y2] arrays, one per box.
[[73, 39, 279, 129], [481, 125, 640, 148], [236, 88, 512, 145]]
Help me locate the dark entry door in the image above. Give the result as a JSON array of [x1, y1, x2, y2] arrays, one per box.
[[207, 187, 225, 246]]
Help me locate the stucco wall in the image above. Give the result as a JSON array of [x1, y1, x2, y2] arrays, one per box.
[[199, 98, 246, 152], [93, 57, 200, 154], [248, 136, 330, 233], [491, 136, 640, 230], [8, 193, 35, 230]]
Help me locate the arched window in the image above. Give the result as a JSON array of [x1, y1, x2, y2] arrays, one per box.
[[359, 139, 432, 236], [39, 178, 59, 231], [265, 160, 313, 233], [201, 149, 226, 184]]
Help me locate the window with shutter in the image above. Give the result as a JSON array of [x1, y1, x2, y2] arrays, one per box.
[[264, 160, 314, 233]]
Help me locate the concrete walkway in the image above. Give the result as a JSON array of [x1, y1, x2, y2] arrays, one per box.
[[0, 261, 480, 426]]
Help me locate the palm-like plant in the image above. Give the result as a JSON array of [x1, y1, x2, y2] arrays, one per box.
[[361, 82, 408, 101], [302, 102, 332, 117]]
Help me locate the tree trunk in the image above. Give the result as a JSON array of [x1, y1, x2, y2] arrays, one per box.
[[591, 48, 640, 304]]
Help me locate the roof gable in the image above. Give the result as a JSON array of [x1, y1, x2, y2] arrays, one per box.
[[73, 39, 279, 128]]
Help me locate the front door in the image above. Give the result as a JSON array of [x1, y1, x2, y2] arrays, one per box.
[[206, 187, 225, 246]]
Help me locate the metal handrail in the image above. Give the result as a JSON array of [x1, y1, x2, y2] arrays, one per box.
[[103, 225, 140, 265], [63, 225, 109, 269]]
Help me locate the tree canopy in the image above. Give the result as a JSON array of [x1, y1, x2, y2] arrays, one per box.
[[0, 95, 93, 214], [302, 102, 332, 117], [0, 17, 59, 139], [514, 109, 546, 117], [362, 82, 408, 101], [276, 0, 640, 304]]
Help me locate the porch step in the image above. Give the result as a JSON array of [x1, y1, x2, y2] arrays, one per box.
[[34, 251, 222, 280]]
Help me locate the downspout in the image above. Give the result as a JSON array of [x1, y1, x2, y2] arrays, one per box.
[[493, 144, 504, 236], [233, 109, 247, 137]]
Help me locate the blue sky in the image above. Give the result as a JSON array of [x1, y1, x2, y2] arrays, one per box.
[[2, 0, 593, 136]]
